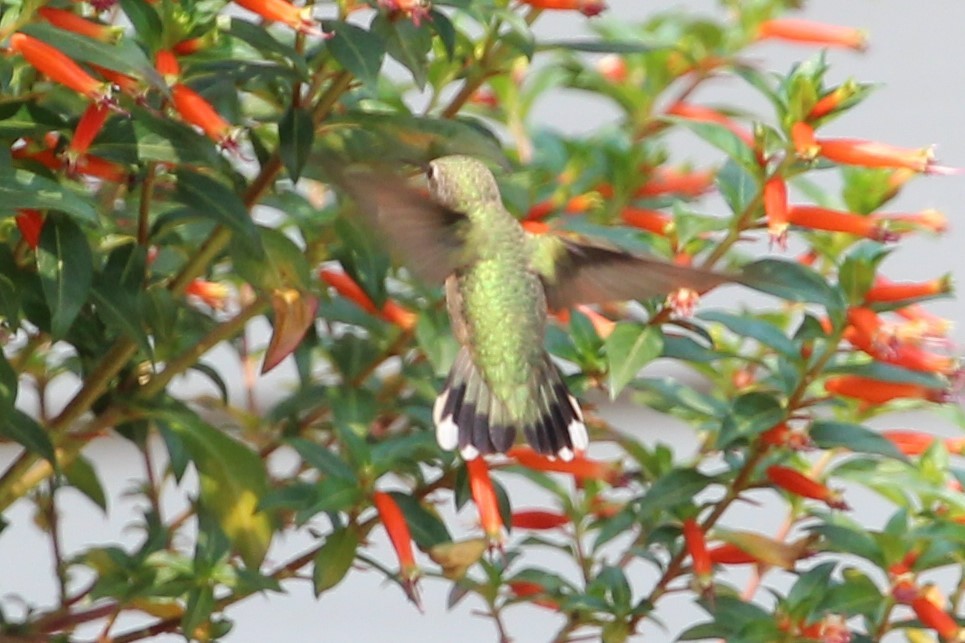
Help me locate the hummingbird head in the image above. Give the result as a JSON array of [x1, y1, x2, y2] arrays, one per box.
[[426, 155, 501, 214]]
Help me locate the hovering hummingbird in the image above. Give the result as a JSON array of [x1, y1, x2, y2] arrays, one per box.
[[339, 155, 731, 461]]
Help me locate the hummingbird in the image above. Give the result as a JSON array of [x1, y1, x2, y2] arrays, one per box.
[[338, 155, 731, 461]]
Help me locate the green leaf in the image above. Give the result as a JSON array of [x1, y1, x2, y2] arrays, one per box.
[[232, 226, 312, 292], [181, 586, 215, 637], [91, 243, 152, 358], [811, 420, 908, 461], [825, 360, 947, 389], [132, 107, 222, 166], [225, 18, 309, 79], [372, 15, 432, 89], [0, 410, 55, 464], [159, 405, 273, 568], [307, 477, 363, 514], [322, 20, 385, 89], [313, 527, 359, 595], [174, 170, 261, 254], [390, 492, 451, 549], [20, 23, 164, 92], [716, 158, 758, 216], [671, 118, 759, 174], [698, 310, 799, 360], [118, 0, 163, 51], [739, 258, 843, 309], [0, 351, 16, 416], [279, 105, 313, 182], [63, 455, 108, 512], [37, 215, 93, 339], [637, 469, 714, 518], [0, 169, 98, 224], [604, 323, 663, 399], [287, 437, 357, 482], [718, 392, 785, 449], [537, 40, 654, 54]]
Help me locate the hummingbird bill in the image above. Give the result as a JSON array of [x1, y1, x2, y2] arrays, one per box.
[[337, 155, 731, 461]]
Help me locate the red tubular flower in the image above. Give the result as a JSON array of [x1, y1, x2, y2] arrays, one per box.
[[574, 304, 616, 339], [766, 465, 849, 510], [233, 0, 321, 34], [911, 593, 962, 641], [816, 138, 935, 173], [38, 7, 119, 42], [71, 154, 128, 182], [466, 458, 504, 546], [68, 102, 110, 159], [666, 101, 754, 147], [10, 33, 111, 102], [707, 543, 758, 566], [510, 510, 570, 530], [756, 18, 867, 50], [155, 49, 180, 79], [507, 446, 622, 484], [15, 210, 44, 249], [522, 220, 551, 235], [791, 121, 820, 159], [763, 176, 789, 245], [372, 491, 421, 607], [866, 276, 952, 304], [172, 36, 211, 56], [787, 205, 897, 242], [621, 207, 673, 236], [758, 423, 811, 450], [564, 193, 600, 214], [89, 64, 143, 97], [318, 268, 416, 330], [507, 580, 560, 610], [526, 199, 558, 221], [682, 518, 712, 583], [808, 82, 858, 120], [518, 0, 607, 17], [825, 374, 949, 405], [170, 83, 238, 150]]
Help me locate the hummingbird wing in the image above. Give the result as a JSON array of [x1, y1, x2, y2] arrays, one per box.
[[529, 233, 731, 310], [334, 169, 473, 284]]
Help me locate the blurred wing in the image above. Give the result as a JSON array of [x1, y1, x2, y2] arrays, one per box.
[[336, 170, 472, 284], [530, 234, 731, 309]]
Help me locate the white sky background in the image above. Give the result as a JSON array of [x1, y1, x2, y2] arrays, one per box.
[[1, 1, 964, 642]]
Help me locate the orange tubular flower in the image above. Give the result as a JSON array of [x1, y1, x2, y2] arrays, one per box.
[[816, 138, 935, 173], [876, 208, 948, 234], [372, 491, 421, 606], [756, 18, 867, 51], [825, 374, 949, 405], [636, 166, 715, 198], [574, 304, 616, 339], [172, 36, 210, 56], [682, 518, 712, 584], [518, 0, 607, 17], [882, 430, 965, 457], [511, 510, 570, 530], [787, 205, 898, 242], [185, 279, 231, 309], [866, 276, 952, 304], [68, 103, 110, 159], [758, 423, 811, 450], [155, 49, 180, 80], [666, 101, 754, 148], [522, 220, 551, 235], [71, 154, 128, 182], [10, 33, 111, 102], [808, 82, 858, 120], [763, 176, 789, 245], [90, 64, 143, 97], [766, 466, 849, 510], [911, 593, 963, 641], [466, 458, 504, 546], [318, 268, 416, 330], [232, 0, 321, 34], [596, 54, 628, 83], [791, 121, 820, 159], [507, 446, 622, 484], [170, 83, 238, 150], [38, 7, 119, 42], [621, 207, 673, 236], [15, 210, 44, 249], [507, 580, 560, 610]]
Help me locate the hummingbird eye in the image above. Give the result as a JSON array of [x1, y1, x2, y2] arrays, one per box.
[[425, 164, 436, 182]]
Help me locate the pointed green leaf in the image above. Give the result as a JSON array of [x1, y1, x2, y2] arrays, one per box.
[[160, 406, 273, 568], [372, 15, 432, 90], [37, 215, 93, 339], [605, 323, 663, 399], [636, 469, 714, 517], [322, 21, 385, 89], [699, 310, 799, 359], [739, 258, 844, 309], [132, 107, 222, 166], [811, 420, 908, 461], [313, 527, 359, 595], [279, 105, 313, 182], [91, 243, 152, 358], [0, 352, 16, 416], [1, 410, 55, 464], [174, 170, 261, 254], [390, 492, 451, 549], [0, 169, 98, 224], [671, 118, 759, 173], [64, 455, 108, 512]]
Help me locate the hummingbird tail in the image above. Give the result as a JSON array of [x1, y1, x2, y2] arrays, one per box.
[[433, 348, 588, 461]]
